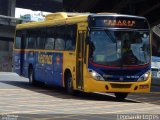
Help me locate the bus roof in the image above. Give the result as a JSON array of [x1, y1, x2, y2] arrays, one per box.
[[16, 12, 147, 30], [16, 12, 89, 30]]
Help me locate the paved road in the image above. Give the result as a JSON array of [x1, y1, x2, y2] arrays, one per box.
[[0, 72, 160, 120]]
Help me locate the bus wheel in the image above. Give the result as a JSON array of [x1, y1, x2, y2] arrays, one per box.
[[28, 67, 36, 85], [66, 75, 75, 95], [114, 93, 128, 100]]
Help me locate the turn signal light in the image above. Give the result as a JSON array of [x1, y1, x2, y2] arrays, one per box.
[[134, 86, 138, 90], [105, 85, 109, 90]]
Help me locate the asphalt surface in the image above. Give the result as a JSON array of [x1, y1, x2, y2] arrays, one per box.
[[0, 72, 160, 120]]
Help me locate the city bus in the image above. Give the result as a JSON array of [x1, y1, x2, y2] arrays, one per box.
[[13, 12, 151, 100]]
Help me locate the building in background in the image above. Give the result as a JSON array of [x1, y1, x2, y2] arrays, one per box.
[[21, 14, 45, 21], [0, 40, 13, 72], [15, 8, 50, 21]]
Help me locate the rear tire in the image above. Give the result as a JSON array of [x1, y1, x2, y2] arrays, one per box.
[[28, 67, 36, 85], [115, 93, 128, 100]]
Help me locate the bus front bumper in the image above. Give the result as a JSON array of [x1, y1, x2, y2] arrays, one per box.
[[84, 77, 151, 93]]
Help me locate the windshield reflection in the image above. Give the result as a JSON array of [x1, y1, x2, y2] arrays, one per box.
[[89, 30, 150, 66]]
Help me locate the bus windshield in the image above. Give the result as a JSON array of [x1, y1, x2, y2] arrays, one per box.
[[89, 29, 150, 66]]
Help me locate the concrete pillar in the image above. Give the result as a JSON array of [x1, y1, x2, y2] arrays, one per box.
[[0, 0, 15, 71], [0, 39, 13, 72], [0, 0, 16, 16], [8, 0, 16, 17]]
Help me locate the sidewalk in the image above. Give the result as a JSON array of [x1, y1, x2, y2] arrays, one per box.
[[0, 72, 21, 81]]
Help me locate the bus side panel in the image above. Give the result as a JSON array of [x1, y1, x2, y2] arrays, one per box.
[[34, 52, 63, 87], [13, 50, 27, 77], [44, 52, 54, 85], [13, 51, 21, 75], [63, 51, 76, 89], [34, 52, 45, 83], [52, 52, 63, 87], [21, 52, 26, 77], [25, 51, 36, 77]]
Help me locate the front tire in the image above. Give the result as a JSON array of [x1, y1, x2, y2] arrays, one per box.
[[115, 93, 128, 100], [66, 75, 75, 95]]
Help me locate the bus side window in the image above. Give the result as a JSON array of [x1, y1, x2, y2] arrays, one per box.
[[45, 38, 55, 50], [28, 37, 36, 49], [26, 30, 36, 49], [37, 37, 45, 49], [65, 25, 77, 50], [36, 28, 46, 49], [66, 40, 72, 50], [15, 30, 27, 49], [15, 31, 21, 49], [45, 27, 56, 50], [55, 26, 65, 51], [55, 38, 65, 50]]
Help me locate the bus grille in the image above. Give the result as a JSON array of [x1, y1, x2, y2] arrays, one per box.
[[106, 77, 135, 82], [102, 69, 140, 76], [102, 69, 141, 82], [110, 83, 132, 88]]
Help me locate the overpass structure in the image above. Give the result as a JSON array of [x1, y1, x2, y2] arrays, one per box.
[[0, 15, 17, 39], [0, 0, 160, 27], [15, 0, 160, 27]]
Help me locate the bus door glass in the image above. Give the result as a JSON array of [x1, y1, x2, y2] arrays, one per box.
[[77, 31, 86, 89]]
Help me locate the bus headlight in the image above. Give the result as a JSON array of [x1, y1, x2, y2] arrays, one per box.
[[88, 69, 104, 81], [137, 71, 151, 82]]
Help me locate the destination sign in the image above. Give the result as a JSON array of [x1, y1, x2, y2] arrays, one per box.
[[89, 16, 149, 29], [104, 19, 135, 27]]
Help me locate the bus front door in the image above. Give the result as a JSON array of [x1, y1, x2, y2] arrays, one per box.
[[77, 31, 86, 90]]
